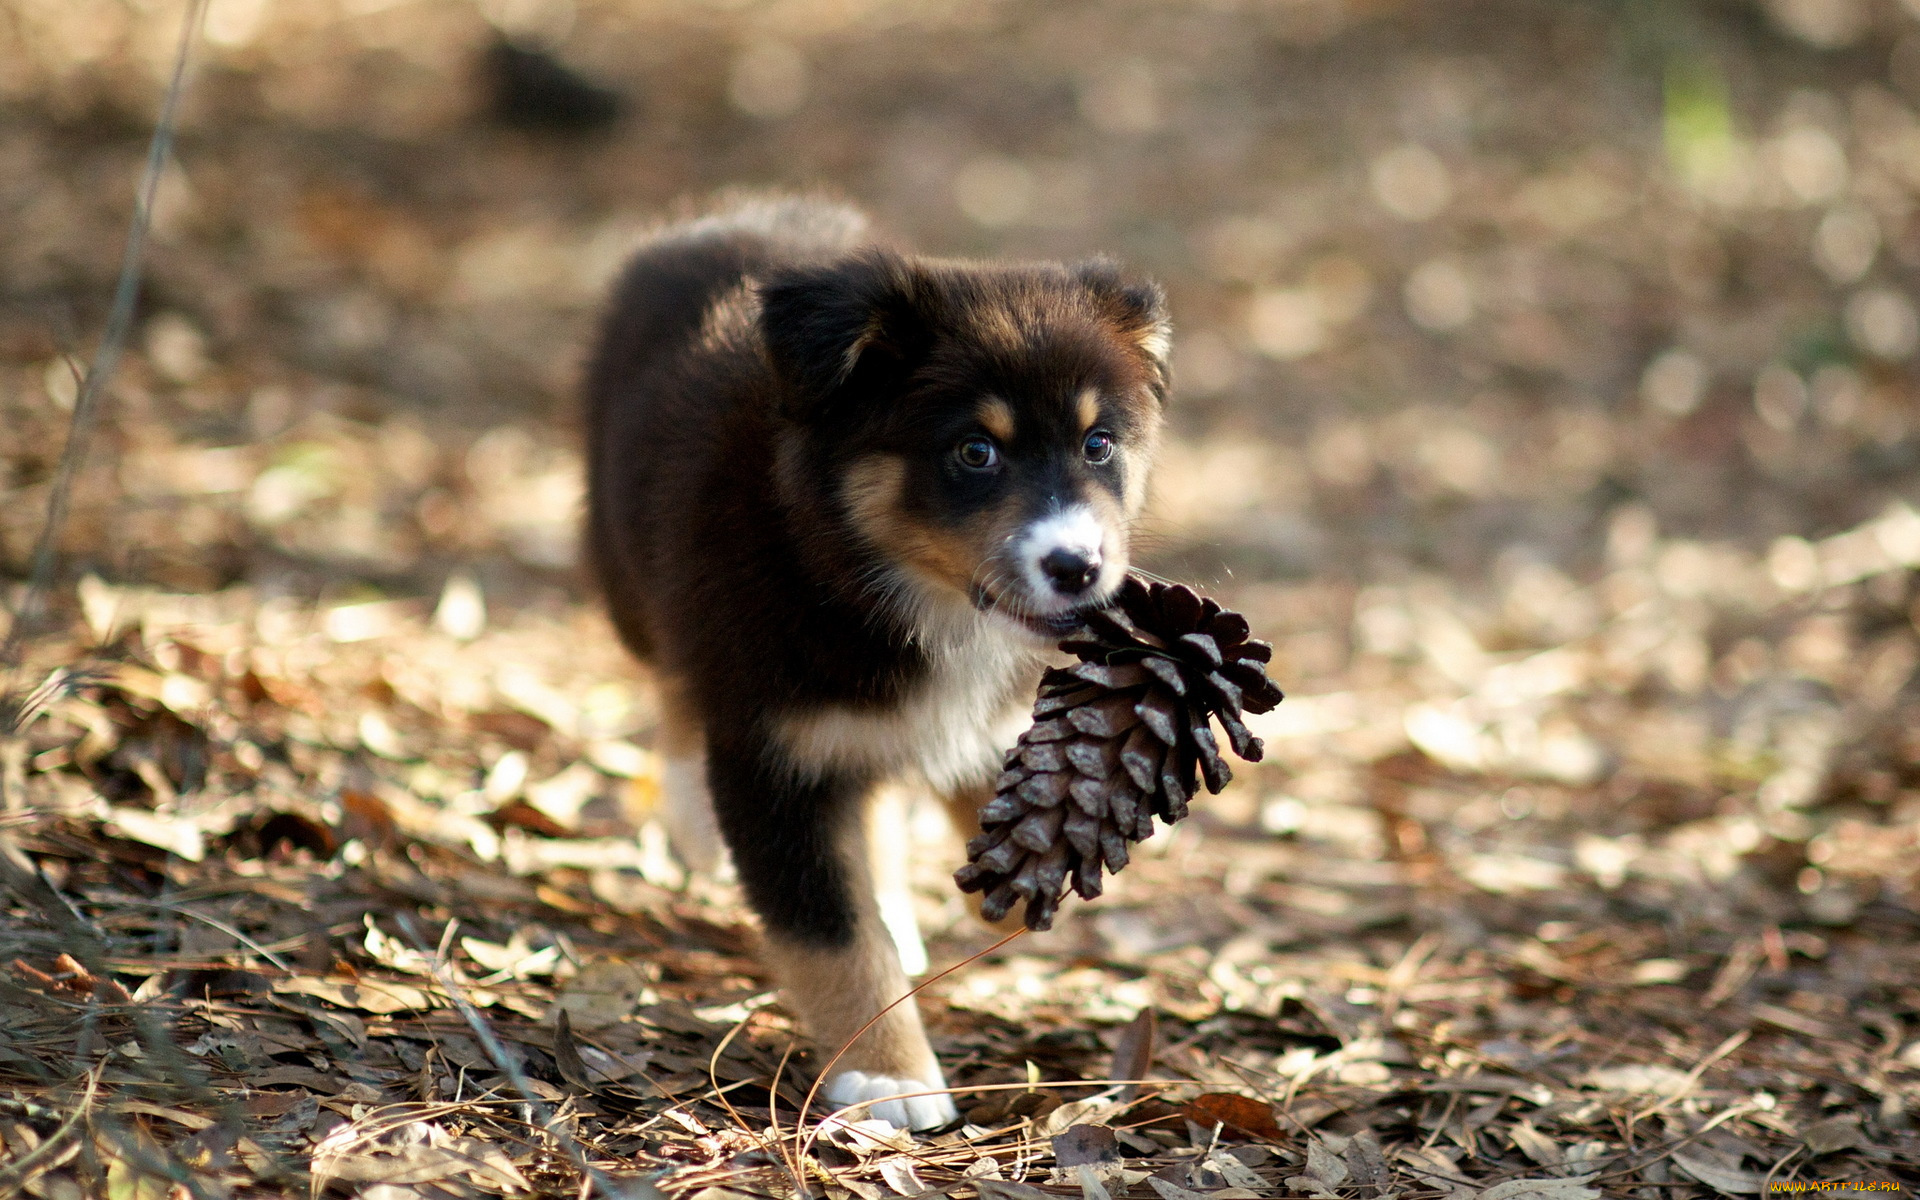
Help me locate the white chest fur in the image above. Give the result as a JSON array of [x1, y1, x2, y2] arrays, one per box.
[[772, 618, 1043, 794]]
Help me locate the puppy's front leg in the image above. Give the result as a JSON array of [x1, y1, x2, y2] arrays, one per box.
[[707, 740, 958, 1131]]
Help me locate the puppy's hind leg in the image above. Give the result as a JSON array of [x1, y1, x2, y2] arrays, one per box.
[[707, 740, 957, 1131], [655, 682, 730, 878], [868, 781, 928, 977]]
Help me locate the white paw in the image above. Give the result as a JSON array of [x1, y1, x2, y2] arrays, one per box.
[[823, 1069, 959, 1131]]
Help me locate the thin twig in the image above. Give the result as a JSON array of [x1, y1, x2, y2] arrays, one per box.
[[705, 1005, 782, 1155], [0, 0, 208, 667], [765, 1037, 801, 1190], [1761, 1145, 1803, 1195]]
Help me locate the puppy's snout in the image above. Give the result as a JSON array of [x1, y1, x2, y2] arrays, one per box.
[[1020, 505, 1111, 607], [1040, 547, 1101, 595]]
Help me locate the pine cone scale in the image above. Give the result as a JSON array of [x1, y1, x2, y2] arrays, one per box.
[[1119, 725, 1163, 790], [1064, 736, 1124, 779], [1134, 692, 1180, 743], [1017, 770, 1072, 808], [1067, 693, 1141, 737], [1176, 631, 1224, 666], [1140, 656, 1188, 694], [1070, 662, 1152, 689], [1026, 717, 1077, 743]]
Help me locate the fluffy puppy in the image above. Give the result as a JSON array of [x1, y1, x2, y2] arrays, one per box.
[[584, 197, 1169, 1130]]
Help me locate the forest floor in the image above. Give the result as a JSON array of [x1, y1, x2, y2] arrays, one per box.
[[3, 0, 1920, 1195]]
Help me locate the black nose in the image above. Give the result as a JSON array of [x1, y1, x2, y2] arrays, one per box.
[[1040, 548, 1100, 595]]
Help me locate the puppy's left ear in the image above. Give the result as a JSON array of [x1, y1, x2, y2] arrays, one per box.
[[1076, 260, 1171, 396]]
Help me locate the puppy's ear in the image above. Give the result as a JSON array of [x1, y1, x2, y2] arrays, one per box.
[[1075, 260, 1171, 395], [758, 249, 935, 421]]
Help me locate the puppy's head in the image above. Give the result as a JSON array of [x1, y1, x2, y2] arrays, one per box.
[[760, 249, 1169, 639]]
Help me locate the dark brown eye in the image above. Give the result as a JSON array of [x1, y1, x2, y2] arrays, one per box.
[[957, 436, 999, 470], [1083, 430, 1116, 464]]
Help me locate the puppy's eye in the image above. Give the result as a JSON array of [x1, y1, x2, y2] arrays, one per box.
[[956, 436, 1000, 470], [1082, 430, 1116, 465]]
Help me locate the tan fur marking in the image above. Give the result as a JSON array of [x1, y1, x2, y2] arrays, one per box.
[[763, 935, 939, 1082], [977, 397, 1016, 442], [842, 455, 909, 547], [1120, 418, 1162, 515], [760, 908, 941, 1083], [1076, 387, 1099, 431], [842, 453, 1014, 599], [906, 529, 990, 594], [1136, 319, 1172, 365]]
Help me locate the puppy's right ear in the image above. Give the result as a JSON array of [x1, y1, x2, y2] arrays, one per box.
[[758, 249, 935, 422], [1074, 259, 1171, 399]]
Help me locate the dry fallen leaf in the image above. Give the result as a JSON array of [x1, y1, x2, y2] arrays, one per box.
[[272, 975, 438, 1014], [1669, 1148, 1763, 1197], [1146, 1179, 1209, 1200], [1053, 1123, 1119, 1169], [1479, 1177, 1603, 1200], [1287, 1137, 1350, 1198], [1205, 1149, 1269, 1191], [1183, 1092, 1281, 1140], [550, 958, 657, 1029], [1801, 1114, 1863, 1156]]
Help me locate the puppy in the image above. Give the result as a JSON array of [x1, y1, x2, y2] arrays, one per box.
[[584, 197, 1169, 1130]]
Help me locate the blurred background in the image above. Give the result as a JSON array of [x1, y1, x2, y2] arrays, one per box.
[[5, 0, 1920, 1179]]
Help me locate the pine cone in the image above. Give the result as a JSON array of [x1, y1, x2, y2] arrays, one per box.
[[954, 575, 1284, 930]]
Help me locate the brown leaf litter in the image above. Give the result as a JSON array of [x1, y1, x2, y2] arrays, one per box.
[[6, 0, 1920, 1195]]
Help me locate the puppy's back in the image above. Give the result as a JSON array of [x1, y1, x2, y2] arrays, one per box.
[[584, 197, 868, 660]]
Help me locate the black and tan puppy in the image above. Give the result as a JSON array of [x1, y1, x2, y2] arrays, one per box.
[[584, 197, 1169, 1129]]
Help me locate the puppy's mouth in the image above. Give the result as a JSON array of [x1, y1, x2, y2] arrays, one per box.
[[969, 584, 1092, 638]]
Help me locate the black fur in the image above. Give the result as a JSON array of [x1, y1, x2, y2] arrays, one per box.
[[584, 198, 1166, 947]]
